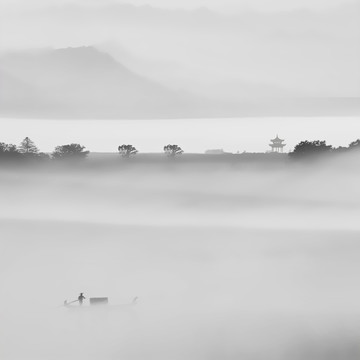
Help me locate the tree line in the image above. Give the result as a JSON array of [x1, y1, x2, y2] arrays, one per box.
[[0, 138, 185, 161], [289, 139, 360, 159], [0, 137, 359, 162], [0, 138, 89, 161]]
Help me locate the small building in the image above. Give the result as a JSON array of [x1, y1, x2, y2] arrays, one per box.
[[269, 135, 286, 153]]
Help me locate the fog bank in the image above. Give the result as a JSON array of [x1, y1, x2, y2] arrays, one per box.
[[1, 157, 360, 359]]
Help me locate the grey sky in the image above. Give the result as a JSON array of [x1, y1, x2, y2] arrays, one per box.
[[0, 0, 358, 114], [0, 0, 355, 12]]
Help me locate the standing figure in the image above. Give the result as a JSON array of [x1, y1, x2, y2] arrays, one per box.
[[78, 293, 86, 305]]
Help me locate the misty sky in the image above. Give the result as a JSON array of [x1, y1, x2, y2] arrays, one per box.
[[0, 0, 359, 119], [0, 0, 355, 12]]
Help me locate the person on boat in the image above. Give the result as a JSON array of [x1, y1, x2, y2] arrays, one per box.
[[78, 293, 86, 305]]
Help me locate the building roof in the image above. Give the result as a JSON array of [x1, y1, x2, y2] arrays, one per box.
[[270, 134, 285, 143]]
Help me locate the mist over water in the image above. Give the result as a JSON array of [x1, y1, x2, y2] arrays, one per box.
[[1, 155, 360, 360], [1, 0, 359, 358]]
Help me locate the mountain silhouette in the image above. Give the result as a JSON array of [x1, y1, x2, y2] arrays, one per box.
[[0, 46, 203, 118], [0, 46, 359, 119]]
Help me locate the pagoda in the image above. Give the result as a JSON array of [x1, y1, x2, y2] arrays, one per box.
[[269, 135, 286, 153]]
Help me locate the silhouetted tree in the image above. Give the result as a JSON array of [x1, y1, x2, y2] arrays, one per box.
[[333, 146, 348, 153], [18, 137, 39, 155], [289, 140, 333, 159], [164, 144, 183, 157], [52, 143, 89, 160], [118, 144, 138, 157], [348, 139, 360, 150], [0, 142, 22, 160]]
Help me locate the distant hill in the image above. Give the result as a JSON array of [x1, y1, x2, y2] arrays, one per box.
[[0, 46, 205, 118], [0, 46, 359, 119]]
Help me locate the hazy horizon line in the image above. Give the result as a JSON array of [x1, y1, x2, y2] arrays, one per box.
[[0, 0, 358, 14]]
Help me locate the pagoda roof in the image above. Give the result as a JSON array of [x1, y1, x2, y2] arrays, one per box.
[[270, 134, 285, 142]]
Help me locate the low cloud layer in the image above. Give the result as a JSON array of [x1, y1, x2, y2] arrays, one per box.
[[1, 157, 360, 359]]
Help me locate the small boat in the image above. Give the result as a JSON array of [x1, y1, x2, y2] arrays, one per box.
[[63, 297, 138, 311]]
